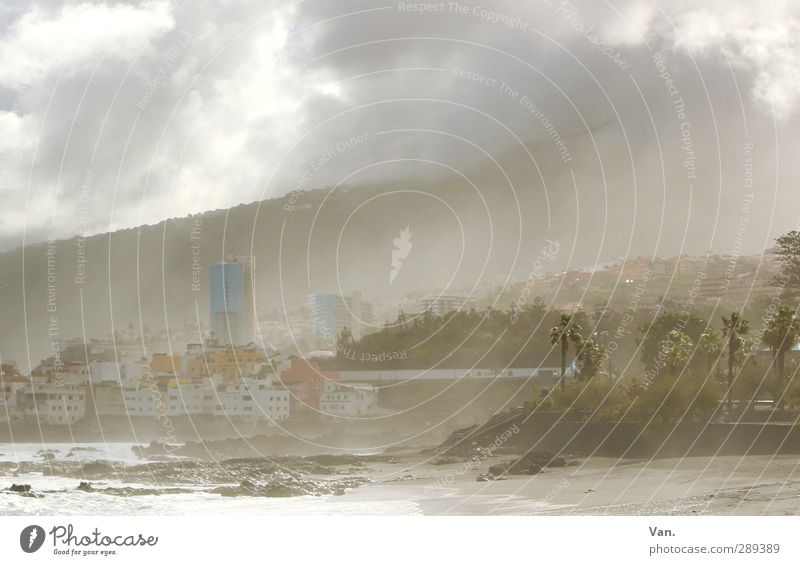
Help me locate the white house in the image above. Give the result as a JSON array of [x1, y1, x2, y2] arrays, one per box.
[[165, 378, 216, 416], [214, 377, 290, 422], [319, 381, 378, 417], [62, 362, 90, 386], [89, 360, 119, 384], [123, 385, 160, 417], [17, 385, 86, 425], [119, 357, 147, 388]]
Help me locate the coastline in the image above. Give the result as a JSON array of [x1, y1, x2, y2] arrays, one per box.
[[4, 437, 800, 516], [378, 455, 800, 515]]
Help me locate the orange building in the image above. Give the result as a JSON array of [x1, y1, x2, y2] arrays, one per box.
[[278, 357, 339, 413], [184, 346, 270, 381]]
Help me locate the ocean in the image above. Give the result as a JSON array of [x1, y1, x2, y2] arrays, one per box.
[[0, 442, 421, 515]]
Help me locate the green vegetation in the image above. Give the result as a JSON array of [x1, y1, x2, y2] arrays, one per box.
[[330, 231, 800, 423], [763, 305, 800, 409], [771, 231, 800, 300]]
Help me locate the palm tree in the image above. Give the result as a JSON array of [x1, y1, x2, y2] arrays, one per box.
[[722, 312, 750, 411], [762, 305, 800, 410], [549, 314, 582, 392]]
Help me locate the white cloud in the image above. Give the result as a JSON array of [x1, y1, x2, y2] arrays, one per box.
[[646, 0, 800, 117], [0, 1, 174, 87]]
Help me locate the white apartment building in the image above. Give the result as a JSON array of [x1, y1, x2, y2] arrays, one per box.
[[165, 379, 216, 416], [62, 362, 90, 386], [123, 386, 160, 417], [17, 385, 86, 425], [319, 381, 378, 417], [214, 377, 290, 422], [89, 360, 119, 384]]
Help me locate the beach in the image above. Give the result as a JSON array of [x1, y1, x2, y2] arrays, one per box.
[[2, 442, 800, 515]]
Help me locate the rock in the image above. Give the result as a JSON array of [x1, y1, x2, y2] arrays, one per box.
[[305, 454, 362, 466], [488, 460, 542, 477], [69, 447, 100, 453], [432, 456, 462, 465], [81, 461, 115, 475], [520, 451, 566, 468], [132, 440, 183, 459], [477, 472, 506, 482], [239, 480, 257, 494], [8, 483, 31, 493], [488, 464, 507, 477], [77, 482, 94, 493], [6, 483, 42, 497], [212, 475, 368, 498]]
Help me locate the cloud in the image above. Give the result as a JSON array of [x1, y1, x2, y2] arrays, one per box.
[[0, 0, 798, 261], [641, 0, 800, 117], [0, 1, 174, 87]]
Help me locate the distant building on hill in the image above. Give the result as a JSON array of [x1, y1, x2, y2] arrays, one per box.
[[312, 291, 374, 342], [418, 295, 476, 317]]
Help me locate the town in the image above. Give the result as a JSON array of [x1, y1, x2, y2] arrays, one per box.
[[0, 243, 793, 438]]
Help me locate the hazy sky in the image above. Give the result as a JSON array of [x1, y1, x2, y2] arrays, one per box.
[[0, 0, 799, 259]]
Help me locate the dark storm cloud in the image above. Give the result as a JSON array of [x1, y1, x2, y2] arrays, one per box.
[[0, 0, 798, 267]]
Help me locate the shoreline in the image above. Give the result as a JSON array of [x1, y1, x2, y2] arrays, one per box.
[[367, 455, 800, 515], [4, 438, 800, 515]]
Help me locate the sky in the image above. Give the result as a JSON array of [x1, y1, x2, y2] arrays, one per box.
[[0, 0, 799, 261]]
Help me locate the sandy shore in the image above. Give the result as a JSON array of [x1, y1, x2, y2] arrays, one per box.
[[347, 455, 800, 515]]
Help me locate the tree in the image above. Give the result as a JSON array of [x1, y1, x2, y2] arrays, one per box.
[[549, 314, 582, 392], [771, 231, 800, 301], [762, 305, 800, 409], [722, 312, 750, 411], [658, 330, 694, 377], [697, 328, 723, 375], [336, 326, 354, 350], [639, 311, 707, 370], [575, 337, 605, 381]]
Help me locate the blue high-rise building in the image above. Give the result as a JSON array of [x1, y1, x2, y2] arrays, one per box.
[[210, 256, 254, 346]]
